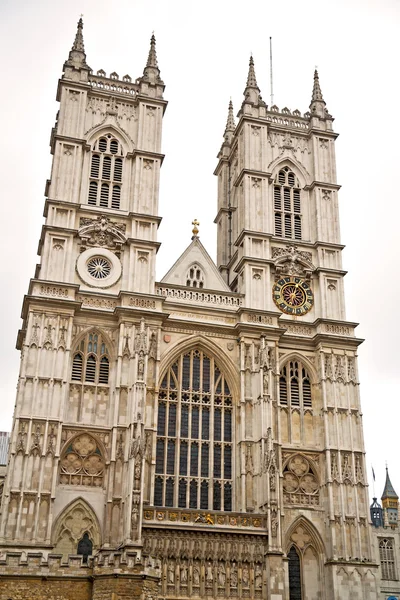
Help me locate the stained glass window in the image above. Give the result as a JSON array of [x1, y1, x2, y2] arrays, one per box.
[[154, 349, 233, 510]]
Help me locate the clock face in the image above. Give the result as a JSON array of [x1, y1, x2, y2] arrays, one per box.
[[273, 276, 313, 315]]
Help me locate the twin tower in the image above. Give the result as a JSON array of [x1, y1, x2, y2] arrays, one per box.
[[0, 19, 381, 600]]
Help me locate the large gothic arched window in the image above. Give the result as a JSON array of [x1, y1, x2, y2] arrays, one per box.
[[274, 167, 302, 240], [279, 359, 315, 446], [279, 360, 311, 409], [379, 538, 396, 580], [154, 349, 233, 511], [88, 135, 124, 209]]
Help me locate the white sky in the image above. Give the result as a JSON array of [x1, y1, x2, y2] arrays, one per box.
[[0, 0, 399, 504]]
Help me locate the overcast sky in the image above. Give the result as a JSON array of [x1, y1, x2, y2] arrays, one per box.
[[0, 0, 399, 503]]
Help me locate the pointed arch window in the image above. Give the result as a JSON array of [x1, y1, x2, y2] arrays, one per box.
[[279, 361, 312, 409], [88, 135, 124, 209], [379, 538, 397, 580], [71, 332, 110, 385], [274, 167, 302, 240], [154, 349, 233, 511], [288, 546, 302, 600]]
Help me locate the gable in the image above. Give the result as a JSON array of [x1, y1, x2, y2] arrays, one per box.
[[160, 238, 230, 292]]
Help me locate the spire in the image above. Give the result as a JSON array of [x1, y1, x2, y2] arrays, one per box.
[[309, 68, 332, 119], [382, 467, 399, 500], [64, 17, 90, 73], [311, 69, 324, 102], [72, 17, 85, 53], [241, 55, 264, 108], [223, 100, 236, 144], [146, 33, 158, 69], [141, 33, 163, 86]]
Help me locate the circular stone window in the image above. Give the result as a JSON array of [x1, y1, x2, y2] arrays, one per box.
[[76, 248, 122, 288], [87, 256, 111, 280]]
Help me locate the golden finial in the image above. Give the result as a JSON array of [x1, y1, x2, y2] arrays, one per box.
[[192, 218, 200, 237]]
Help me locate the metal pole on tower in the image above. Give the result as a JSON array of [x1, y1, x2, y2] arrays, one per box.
[[269, 37, 274, 106]]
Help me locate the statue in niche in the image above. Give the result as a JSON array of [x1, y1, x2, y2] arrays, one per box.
[[255, 564, 262, 588], [218, 563, 226, 586], [193, 564, 200, 586], [263, 367, 269, 393], [206, 561, 213, 585], [180, 561, 188, 584], [242, 564, 250, 587], [231, 563, 238, 587], [168, 562, 175, 584]]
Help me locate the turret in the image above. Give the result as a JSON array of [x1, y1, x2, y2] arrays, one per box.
[[63, 17, 91, 81], [381, 467, 399, 528], [138, 33, 165, 98], [370, 497, 384, 528]]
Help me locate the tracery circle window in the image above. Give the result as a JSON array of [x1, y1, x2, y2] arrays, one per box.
[[87, 256, 112, 280], [59, 434, 105, 487]]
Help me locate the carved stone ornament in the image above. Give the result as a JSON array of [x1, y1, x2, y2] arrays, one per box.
[[272, 244, 315, 280], [78, 215, 127, 251]]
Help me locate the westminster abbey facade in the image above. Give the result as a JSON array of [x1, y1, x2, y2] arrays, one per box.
[[0, 18, 390, 600]]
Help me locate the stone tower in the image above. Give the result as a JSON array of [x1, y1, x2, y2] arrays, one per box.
[[0, 21, 380, 600]]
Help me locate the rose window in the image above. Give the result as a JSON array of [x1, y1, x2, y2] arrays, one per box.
[[59, 434, 105, 487], [87, 256, 112, 280], [282, 454, 319, 506]]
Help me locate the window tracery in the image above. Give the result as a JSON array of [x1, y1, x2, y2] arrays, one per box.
[[280, 360, 312, 409], [379, 538, 396, 580], [88, 135, 123, 209], [71, 331, 110, 385], [283, 455, 319, 506], [154, 349, 233, 511], [274, 167, 302, 240], [59, 433, 105, 487]]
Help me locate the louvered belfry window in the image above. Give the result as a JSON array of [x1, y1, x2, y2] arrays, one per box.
[[274, 167, 302, 240], [154, 349, 233, 511], [88, 135, 123, 209], [279, 360, 312, 408], [71, 332, 110, 385]]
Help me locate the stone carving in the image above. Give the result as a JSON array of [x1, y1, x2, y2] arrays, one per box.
[[268, 132, 310, 156], [342, 453, 353, 484], [231, 562, 238, 587], [282, 453, 319, 505], [218, 562, 226, 586], [347, 357, 357, 383], [242, 564, 250, 587], [245, 444, 254, 475], [180, 561, 188, 584], [16, 421, 27, 454], [334, 355, 346, 382], [122, 333, 131, 358], [29, 424, 42, 456], [58, 321, 67, 348], [46, 424, 56, 455], [78, 215, 126, 251], [355, 454, 363, 483], [262, 428, 277, 491], [325, 353, 333, 380], [168, 562, 175, 583], [43, 320, 54, 349], [255, 564, 262, 588], [271, 508, 278, 537], [149, 330, 157, 359], [193, 564, 200, 586], [272, 244, 314, 279], [291, 526, 311, 549], [331, 452, 340, 482], [30, 319, 40, 347], [206, 561, 213, 585], [59, 433, 105, 487]]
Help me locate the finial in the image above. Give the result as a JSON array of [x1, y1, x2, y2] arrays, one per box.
[[192, 219, 200, 237], [146, 32, 158, 68], [64, 16, 89, 72]]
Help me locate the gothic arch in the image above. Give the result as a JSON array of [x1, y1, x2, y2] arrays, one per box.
[[285, 516, 324, 556], [279, 353, 318, 384], [52, 497, 101, 560], [86, 123, 134, 154], [159, 334, 239, 400], [269, 156, 310, 188], [72, 327, 115, 359]]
